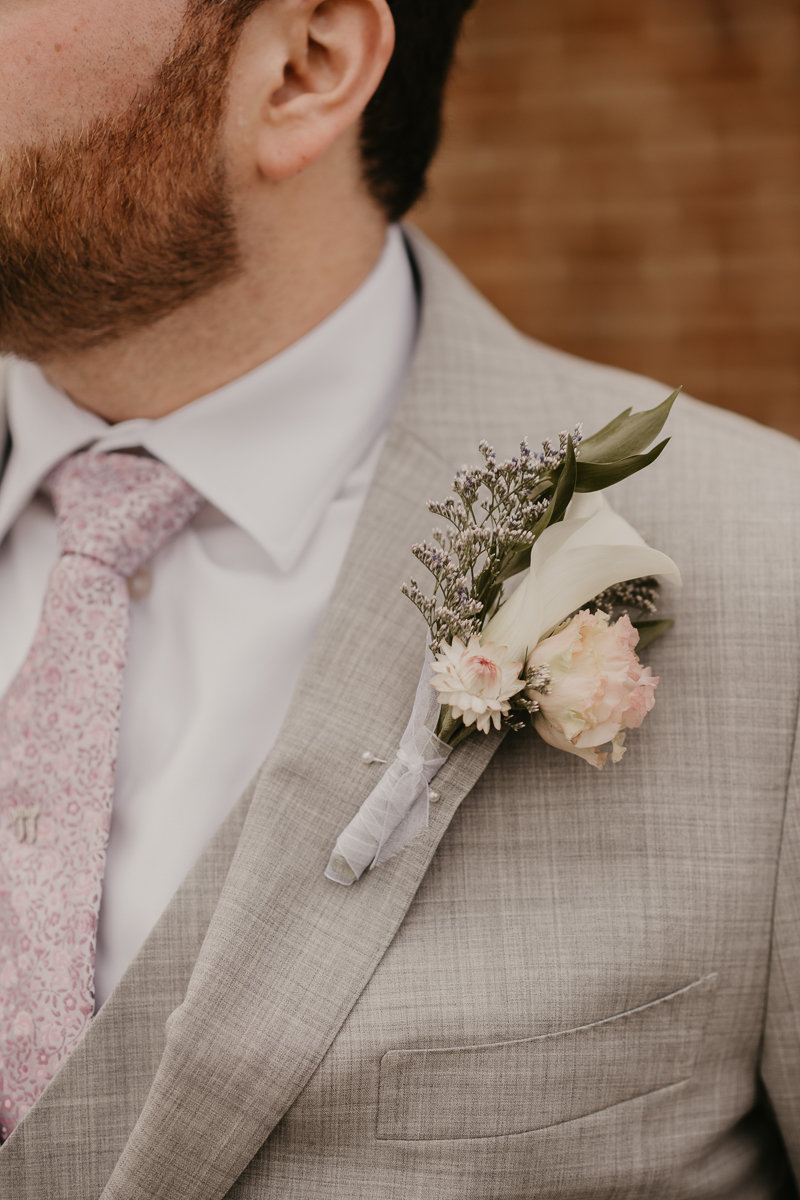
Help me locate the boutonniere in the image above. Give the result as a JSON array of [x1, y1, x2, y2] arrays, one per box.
[[326, 391, 682, 885]]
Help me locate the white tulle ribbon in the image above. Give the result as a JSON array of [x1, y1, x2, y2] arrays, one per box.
[[325, 656, 451, 886]]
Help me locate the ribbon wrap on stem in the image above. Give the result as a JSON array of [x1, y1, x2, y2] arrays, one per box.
[[325, 654, 451, 886]]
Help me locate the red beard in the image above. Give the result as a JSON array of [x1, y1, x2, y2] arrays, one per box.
[[0, 7, 247, 363]]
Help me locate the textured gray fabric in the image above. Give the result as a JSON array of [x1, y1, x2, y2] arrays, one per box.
[[376, 974, 718, 1141], [0, 227, 799, 1198], [0, 779, 255, 1197]]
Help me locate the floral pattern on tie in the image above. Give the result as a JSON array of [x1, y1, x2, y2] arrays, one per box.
[[0, 452, 203, 1139]]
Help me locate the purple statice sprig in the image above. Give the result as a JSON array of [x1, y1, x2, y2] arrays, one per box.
[[586, 577, 659, 618], [402, 428, 582, 652]]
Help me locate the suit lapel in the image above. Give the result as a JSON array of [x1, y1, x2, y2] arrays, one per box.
[[100, 413, 508, 1200], [1, 232, 553, 1200], [97, 233, 529, 1200]]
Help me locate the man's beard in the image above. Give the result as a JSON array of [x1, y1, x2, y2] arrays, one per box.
[[0, 8, 246, 363]]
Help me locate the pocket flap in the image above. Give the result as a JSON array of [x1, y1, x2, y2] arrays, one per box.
[[377, 973, 718, 1141]]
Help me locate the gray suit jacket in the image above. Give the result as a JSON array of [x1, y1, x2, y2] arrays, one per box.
[[0, 229, 799, 1199]]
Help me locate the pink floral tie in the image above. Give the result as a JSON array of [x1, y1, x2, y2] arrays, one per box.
[[0, 451, 203, 1138]]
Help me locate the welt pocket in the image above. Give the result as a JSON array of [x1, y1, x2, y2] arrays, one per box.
[[376, 973, 718, 1142]]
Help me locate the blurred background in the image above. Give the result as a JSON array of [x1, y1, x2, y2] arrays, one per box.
[[412, 0, 800, 440]]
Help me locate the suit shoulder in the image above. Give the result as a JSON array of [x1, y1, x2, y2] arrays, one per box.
[[513, 340, 800, 522], [406, 226, 800, 492], [520, 338, 800, 474]]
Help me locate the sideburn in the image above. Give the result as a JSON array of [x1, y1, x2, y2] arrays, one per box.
[[0, 9, 248, 363]]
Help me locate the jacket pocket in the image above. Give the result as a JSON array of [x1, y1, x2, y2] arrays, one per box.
[[376, 973, 718, 1141]]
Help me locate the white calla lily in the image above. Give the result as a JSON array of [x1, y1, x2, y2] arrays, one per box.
[[481, 492, 681, 663]]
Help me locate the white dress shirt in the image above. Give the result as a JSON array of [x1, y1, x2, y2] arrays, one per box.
[[0, 226, 417, 1006]]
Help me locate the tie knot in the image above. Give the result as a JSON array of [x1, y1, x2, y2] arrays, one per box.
[[45, 451, 204, 577]]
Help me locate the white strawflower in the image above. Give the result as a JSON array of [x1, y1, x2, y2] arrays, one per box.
[[431, 636, 525, 734]]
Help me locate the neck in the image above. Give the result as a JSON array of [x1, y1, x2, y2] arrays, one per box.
[[38, 176, 388, 424]]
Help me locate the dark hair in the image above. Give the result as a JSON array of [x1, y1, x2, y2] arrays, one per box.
[[198, 0, 476, 221], [360, 0, 477, 220]]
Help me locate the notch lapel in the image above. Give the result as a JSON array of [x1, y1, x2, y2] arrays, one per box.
[[100, 410, 507, 1200]]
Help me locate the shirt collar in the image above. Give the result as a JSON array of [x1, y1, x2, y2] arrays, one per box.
[[0, 225, 418, 572]]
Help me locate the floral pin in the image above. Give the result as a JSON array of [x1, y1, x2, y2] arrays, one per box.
[[326, 391, 682, 885]]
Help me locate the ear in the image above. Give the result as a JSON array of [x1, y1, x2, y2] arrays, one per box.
[[230, 0, 395, 183]]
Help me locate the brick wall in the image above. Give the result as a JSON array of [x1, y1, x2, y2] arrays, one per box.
[[413, 0, 800, 439]]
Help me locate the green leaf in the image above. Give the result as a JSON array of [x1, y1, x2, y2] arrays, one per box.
[[547, 433, 578, 526], [633, 618, 674, 652], [579, 388, 681, 464], [575, 437, 670, 492], [524, 479, 554, 504], [577, 406, 632, 460], [495, 545, 532, 587]]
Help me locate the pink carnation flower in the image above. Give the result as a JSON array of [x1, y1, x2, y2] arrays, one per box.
[[529, 611, 658, 769], [431, 636, 525, 734]]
